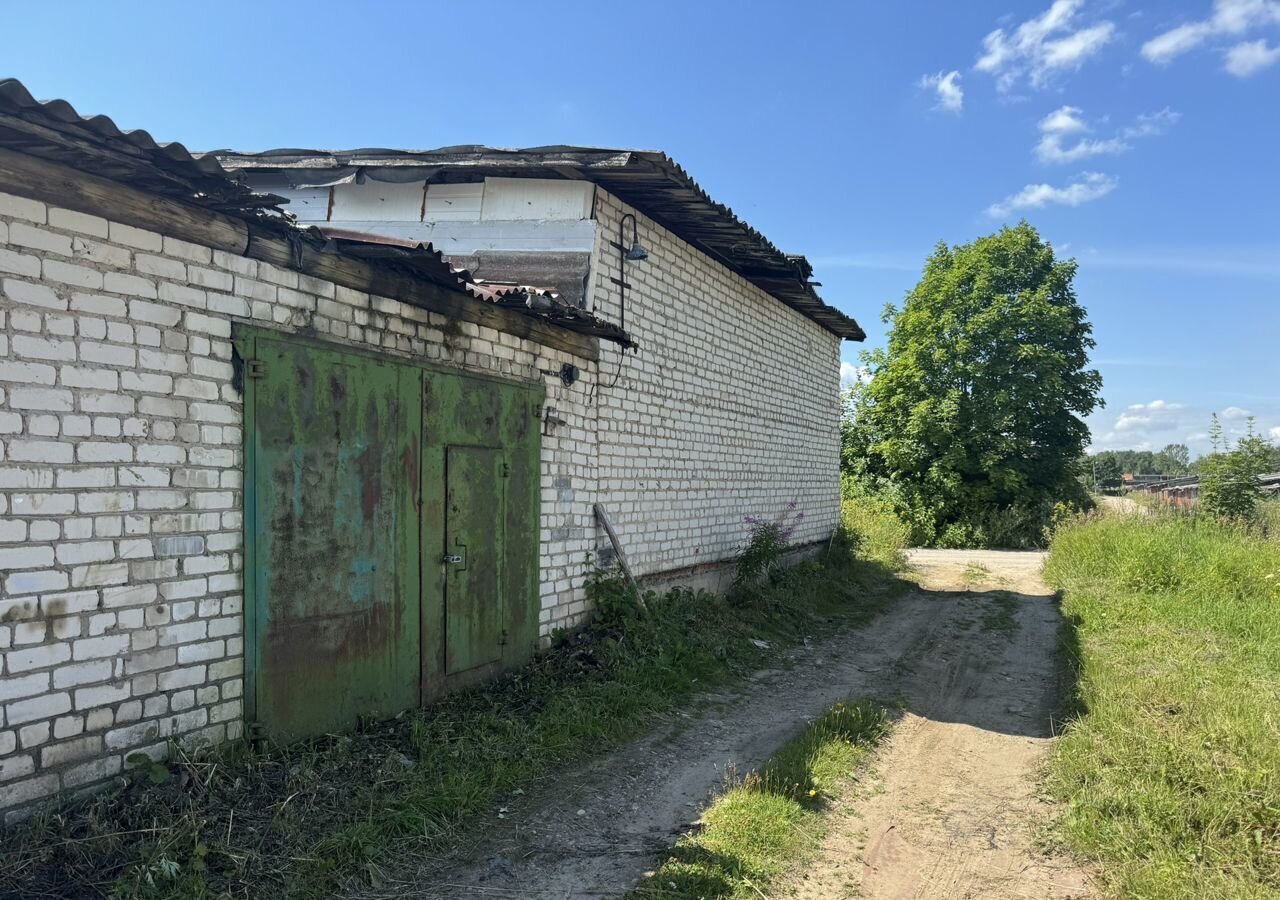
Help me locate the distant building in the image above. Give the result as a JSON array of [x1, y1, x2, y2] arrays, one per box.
[[1121, 473, 1174, 487]]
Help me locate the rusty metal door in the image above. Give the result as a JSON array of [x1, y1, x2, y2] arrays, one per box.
[[244, 333, 421, 741], [420, 371, 542, 695], [443, 446, 506, 673]]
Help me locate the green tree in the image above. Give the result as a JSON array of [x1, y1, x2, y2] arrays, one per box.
[[1155, 443, 1190, 475], [844, 222, 1102, 547], [1094, 454, 1123, 493], [1200, 415, 1273, 519]]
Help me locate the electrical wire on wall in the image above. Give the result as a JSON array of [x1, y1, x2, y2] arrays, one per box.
[[590, 211, 648, 401]]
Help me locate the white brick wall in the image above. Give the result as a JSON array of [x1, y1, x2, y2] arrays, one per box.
[[0, 181, 845, 815], [588, 190, 842, 581], [0, 190, 596, 816]]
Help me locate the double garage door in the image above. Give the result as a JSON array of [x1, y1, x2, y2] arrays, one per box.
[[235, 327, 542, 741]]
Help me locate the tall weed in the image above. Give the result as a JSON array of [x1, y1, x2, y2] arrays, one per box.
[[1045, 515, 1280, 898]]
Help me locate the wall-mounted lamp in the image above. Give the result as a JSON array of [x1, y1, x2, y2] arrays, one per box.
[[611, 212, 648, 335], [623, 213, 648, 261]]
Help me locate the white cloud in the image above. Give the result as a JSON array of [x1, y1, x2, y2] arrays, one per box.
[[1034, 106, 1180, 164], [986, 171, 1118, 217], [1224, 37, 1280, 74], [1133, 400, 1187, 411], [1040, 105, 1089, 134], [1115, 400, 1186, 433], [919, 70, 964, 112], [1143, 22, 1218, 63], [1270, 425, 1280, 441], [840, 362, 871, 389], [1142, 0, 1280, 71], [1122, 107, 1182, 138], [1115, 413, 1155, 431], [1040, 21, 1117, 72], [976, 0, 1116, 90], [1087, 399, 1269, 454]]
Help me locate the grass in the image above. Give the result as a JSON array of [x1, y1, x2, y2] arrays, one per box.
[[960, 561, 992, 586], [1043, 510, 1280, 898], [0, 501, 908, 900], [630, 699, 891, 899], [840, 489, 911, 571]]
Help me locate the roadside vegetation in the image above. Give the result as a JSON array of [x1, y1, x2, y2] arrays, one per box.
[[843, 223, 1102, 549], [631, 699, 890, 899], [0, 499, 907, 900], [1044, 503, 1280, 898]]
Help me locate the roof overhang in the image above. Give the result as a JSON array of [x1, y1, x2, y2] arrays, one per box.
[[214, 146, 866, 341], [0, 79, 632, 351]]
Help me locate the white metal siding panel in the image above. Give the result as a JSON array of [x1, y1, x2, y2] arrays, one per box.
[[330, 180, 425, 221], [319, 219, 597, 253], [243, 179, 331, 222], [424, 183, 484, 221], [481, 178, 593, 221]]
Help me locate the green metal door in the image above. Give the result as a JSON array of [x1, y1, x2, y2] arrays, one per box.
[[246, 334, 422, 741], [420, 371, 542, 695], [444, 446, 506, 673]]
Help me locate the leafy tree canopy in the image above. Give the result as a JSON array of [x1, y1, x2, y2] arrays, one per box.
[[844, 222, 1102, 547]]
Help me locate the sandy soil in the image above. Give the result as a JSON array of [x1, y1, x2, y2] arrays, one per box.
[[784, 549, 1092, 900], [352, 550, 1092, 899]]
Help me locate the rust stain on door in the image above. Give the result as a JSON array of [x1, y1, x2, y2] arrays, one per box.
[[248, 335, 421, 741]]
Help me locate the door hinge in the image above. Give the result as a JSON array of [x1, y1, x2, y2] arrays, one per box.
[[244, 359, 266, 379], [501, 462, 510, 478], [500, 629, 509, 646]]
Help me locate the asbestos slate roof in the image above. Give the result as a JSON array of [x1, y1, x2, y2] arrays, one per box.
[[0, 78, 632, 347], [214, 147, 866, 341], [0, 78, 278, 215]]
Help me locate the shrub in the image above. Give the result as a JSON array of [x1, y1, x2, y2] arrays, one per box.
[[734, 502, 803, 586], [1200, 414, 1273, 521], [839, 490, 909, 570]]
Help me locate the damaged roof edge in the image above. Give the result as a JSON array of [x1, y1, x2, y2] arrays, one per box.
[[214, 147, 866, 342], [0, 78, 633, 350], [309, 227, 637, 350]]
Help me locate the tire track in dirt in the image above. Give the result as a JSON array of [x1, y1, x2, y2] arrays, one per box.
[[352, 550, 1092, 899], [351, 585, 955, 898], [786, 550, 1094, 899]]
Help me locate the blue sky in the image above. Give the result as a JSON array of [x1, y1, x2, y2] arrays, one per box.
[[6, 1, 1278, 456]]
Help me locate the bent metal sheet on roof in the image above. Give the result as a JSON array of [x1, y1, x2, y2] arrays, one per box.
[[311, 227, 636, 349], [213, 147, 866, 342], [0, 78, 631, 349]]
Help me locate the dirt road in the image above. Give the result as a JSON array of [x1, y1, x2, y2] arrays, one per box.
[[356, 550, 1090, 899], [785, 550, 1092, 899]]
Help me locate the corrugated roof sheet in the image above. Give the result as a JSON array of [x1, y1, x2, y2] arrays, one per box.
[[0, 78, 281, 215], [0, 78, 633, 348], [214, 147, 866, 341], [309, 227, 636, 348]]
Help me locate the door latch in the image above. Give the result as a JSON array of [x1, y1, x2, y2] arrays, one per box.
[[441, 554, 463, 564]]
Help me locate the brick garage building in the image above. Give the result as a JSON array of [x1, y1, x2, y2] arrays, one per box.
[[0, 80, 863, 816]]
